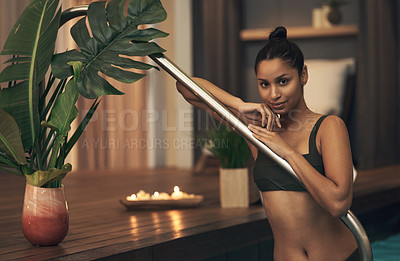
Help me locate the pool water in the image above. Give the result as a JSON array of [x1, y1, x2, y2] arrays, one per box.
[[371, 233, 400, 260]]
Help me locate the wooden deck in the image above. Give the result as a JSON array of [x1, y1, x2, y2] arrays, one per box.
[[0, 165, 400, 260]]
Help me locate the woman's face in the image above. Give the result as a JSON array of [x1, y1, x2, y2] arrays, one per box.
[[256, 58, 307, 115]]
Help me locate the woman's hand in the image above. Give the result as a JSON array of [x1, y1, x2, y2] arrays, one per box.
[[248, 124, 294, 159], [238, 102, 281, 131]]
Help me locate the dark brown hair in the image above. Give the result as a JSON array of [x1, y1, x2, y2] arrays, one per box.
[[254, 26, 304, 76]]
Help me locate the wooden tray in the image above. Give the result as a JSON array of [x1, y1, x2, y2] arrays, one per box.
[[119, 195, 204, 210]]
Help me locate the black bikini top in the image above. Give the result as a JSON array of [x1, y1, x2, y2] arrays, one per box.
[[253, 115, 328, 192]]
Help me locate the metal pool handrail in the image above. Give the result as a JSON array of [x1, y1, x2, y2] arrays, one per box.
[[60, 6, 373, 261]]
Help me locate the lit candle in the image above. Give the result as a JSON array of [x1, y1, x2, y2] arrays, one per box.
[[170, 186, 196, 199], [126, 193, 137, 201], [151, 191, 160, 200], [126, 187, 196, 201], [171, 186, 184, 199]]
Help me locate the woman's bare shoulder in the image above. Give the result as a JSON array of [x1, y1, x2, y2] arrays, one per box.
[[320, 115, 347, 132], [318, 115, 350, 153]]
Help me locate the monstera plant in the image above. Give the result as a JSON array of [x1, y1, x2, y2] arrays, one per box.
[[0, 0, 168, 188]]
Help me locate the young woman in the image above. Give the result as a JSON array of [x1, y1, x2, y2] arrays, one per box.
[[176, 26, 359, 261]]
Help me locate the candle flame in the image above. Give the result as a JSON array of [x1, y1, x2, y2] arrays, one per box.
[[154, 191, 159, 197], [130, 194, 136, 200], [174, 186, 180, 193]]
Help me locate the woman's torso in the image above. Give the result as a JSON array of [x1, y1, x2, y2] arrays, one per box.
[[261, 191, 357, 260], [253, 115, 327, 192], [251, 114, 358, 260]]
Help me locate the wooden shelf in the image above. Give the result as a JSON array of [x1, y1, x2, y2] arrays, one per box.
[[240, 25, 358, 41]]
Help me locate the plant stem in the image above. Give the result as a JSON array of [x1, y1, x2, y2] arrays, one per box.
[[43, 132, 56, 167], [21, 164, 31, 176], [34, 142, 43, 170], [41, 78, 66, 122], [48, 135, 63, 170], [44, 180, 61, 188], [56, 141, 66, 169], [40, 73, 55, 104]]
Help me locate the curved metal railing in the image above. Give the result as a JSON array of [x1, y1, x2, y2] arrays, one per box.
[[60, 6, 373, 261]]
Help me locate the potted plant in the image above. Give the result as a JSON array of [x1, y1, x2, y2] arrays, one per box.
[[0, 0, 168, 246], [204, 125, 251, 208], [325, 0, 348, 24]]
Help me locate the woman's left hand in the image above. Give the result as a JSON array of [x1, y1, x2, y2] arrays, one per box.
[[248, 124, 294, 159]]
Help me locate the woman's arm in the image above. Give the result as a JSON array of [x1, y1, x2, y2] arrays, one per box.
[[176, 78, 280, 129], [176, 77, 241, 115], [285, 116, 353, 217], [249, 116, 353, 217], [176, 78, 244, 129], [177, 77, 282, 160], [177, 77, 242, 111]]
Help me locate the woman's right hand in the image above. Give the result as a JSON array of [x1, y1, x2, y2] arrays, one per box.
[[237, 102, 281, 131]]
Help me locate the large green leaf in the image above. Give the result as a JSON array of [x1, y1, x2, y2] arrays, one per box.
[[0, 82, 32, 149], [42, 78, 79, 138], [42, 76, 79, 170], [0, 110, 27, 165], [51, 0, 168, 99], [64, 98, 101, 157], [0, 0, 61, 148], [26, 163, 72, 187]]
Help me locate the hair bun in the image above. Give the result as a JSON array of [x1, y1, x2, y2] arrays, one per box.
[[269, 26, 287, 41]]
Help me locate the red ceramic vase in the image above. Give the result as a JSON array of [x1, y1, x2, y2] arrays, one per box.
[[22, 183, 69, 246]]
